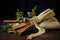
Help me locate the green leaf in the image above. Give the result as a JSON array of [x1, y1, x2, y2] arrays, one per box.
[[2, 26, 7, 31], [27, 12, 29, 15], [15, 9, 23, 20], [16, 16, 20, 20], [17, 9, 19, 12], [7, 23, 13, 27], [23, 17, 27, 22], [34, 5, 37, 11], [2, 23, 13, 31], [32, 9, 34, 12]]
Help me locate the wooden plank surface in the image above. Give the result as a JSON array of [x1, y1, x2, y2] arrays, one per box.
[[0, 29, 60, 40]]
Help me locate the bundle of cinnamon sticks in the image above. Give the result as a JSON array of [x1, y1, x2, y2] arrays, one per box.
[[3, 20, 31, 35]]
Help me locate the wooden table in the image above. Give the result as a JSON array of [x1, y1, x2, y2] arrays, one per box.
[[0, 24, 60, 40]]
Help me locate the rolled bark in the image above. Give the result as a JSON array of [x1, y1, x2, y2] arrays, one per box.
[[7, 28, 16, 34], [11, 23, 27, 30], [16, 21, 31, 35], [16, 25, 31, 35], [3, 20, 22, 23]]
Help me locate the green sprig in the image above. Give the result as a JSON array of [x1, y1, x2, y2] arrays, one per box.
[[16, 9, 23, 20], [32, 5, 37, 12], [2, 23, 13, 31]]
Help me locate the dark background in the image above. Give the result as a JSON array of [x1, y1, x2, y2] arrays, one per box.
[[0, 0, 60, 22]]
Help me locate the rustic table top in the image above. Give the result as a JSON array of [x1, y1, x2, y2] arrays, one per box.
[[0, 24, 60, 40]]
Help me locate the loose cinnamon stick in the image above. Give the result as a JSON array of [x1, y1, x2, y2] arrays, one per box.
[[3, 20, 22, 23]]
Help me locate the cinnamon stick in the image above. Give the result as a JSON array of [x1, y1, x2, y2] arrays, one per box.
[[3, 20, 22, 23], [7, 28, 16, 34], [15, 21, 31, 35], [11, 23, 27, 30], [16, 25, 31, 35]]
